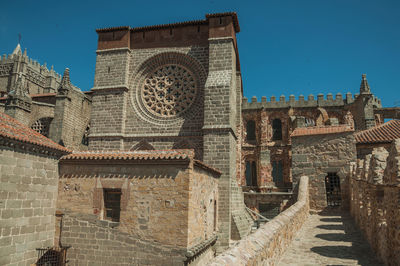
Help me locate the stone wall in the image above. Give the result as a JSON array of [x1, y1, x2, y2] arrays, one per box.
[[0, 146, 61, 266], [292, 131, 356, 211], [58, 210, 188, 265], [208, 175, 309, 265], [57, 153, 220, 264], [348, 141, 400, 265]]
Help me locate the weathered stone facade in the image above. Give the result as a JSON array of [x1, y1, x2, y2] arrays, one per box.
[[291, 127, 356, 211], [56, 150, 220, 264]]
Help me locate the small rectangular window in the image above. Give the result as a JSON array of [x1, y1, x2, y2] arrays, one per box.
[[104, 189, 121, 222]]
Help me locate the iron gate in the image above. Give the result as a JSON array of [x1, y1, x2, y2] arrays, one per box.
[[325, 173, 341, 207], [36, 246, 69, 266]]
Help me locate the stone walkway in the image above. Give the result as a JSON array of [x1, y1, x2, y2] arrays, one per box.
[[277, 211, 383, 266]]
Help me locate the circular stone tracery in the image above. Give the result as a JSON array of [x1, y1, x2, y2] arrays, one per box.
[[141, 64, 197, 117]]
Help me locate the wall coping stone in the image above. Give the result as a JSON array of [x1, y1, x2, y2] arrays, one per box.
[[208, 176, 309, 265]]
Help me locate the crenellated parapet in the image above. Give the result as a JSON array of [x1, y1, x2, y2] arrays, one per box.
[[242, 92, 355, 110]]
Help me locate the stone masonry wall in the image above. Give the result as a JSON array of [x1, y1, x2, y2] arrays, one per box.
[[348, 141, 400, 265], [49, 89, 91, 150], [188, 166, 219, 247], [58, 162, 191, 248], [58, 211, 187, 265], [202, 37, 242, 252], [292, 131, 356, 211], [208, 176, 309, 265], [0, 146, 60, 266]]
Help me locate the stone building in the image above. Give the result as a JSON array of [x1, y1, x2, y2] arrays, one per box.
[[0, 46, 91, 150], [0, 112, 69, 265], [1, 11, 399, 265]]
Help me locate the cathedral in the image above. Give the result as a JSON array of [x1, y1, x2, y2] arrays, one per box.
[[1, 12, 399, 265]]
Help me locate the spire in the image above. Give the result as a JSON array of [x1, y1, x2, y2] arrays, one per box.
[[58, 68, 72, 95], [12, 43, 22, 55], [360, 74, 371, 94]]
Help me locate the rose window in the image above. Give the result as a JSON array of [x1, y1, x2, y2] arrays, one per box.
[[141, 65, 197, 117]]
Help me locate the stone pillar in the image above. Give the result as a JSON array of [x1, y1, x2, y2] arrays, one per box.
[[89, 47, 130, 151], [203, 34, 238, 252]]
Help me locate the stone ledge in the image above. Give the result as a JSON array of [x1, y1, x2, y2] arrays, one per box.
[[208, 176, 309, 265]]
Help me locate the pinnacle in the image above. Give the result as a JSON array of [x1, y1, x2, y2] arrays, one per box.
[[58, 68, 72, 94], [12, 43, 22, 55], [360, 73, 371, 93], [61, 68, 71, 86]]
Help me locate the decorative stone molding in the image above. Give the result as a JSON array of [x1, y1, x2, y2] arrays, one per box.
[[129, 51, 206, 126]]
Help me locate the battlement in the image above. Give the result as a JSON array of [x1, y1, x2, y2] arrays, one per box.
[[96, 12, 240, 50], [242, 93, 355, 110]]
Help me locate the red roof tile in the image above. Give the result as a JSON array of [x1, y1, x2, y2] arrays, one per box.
[[61, 149, 195, 161], [355, 120, 400, 144], [291, 125, 354, 137], [0, 112, 70, 153]]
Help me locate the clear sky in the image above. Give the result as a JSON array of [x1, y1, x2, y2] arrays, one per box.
[[1, 0, 399, 107]]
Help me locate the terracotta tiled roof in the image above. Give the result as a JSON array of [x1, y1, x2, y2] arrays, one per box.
[[0, 112, 70, 153], [291, 125, 354, 137], [96, 12, 239, 33], [355, 120, 400, 144], [61, 149, 195, 161]]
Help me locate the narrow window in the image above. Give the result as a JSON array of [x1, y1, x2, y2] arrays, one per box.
[[104, 189, 121, 222], [245, 161, 258, 186], [81, 125, 90, 146], [246, 120, 256, 141], [251, 161, 257, 186], [272, 119, 282, 140], [213, 200, 217, 231], [272, 161, 283, 186]]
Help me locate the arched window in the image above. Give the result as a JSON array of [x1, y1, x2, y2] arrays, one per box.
[[31, 117, 52, 137], [272, 119, 282, 140], [246, 120, 256, 141]]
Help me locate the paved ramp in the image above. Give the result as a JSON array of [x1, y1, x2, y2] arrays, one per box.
[[277, 211, 383, 266]]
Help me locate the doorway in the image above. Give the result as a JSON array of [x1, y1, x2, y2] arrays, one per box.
[[325, 173, 341, 207]]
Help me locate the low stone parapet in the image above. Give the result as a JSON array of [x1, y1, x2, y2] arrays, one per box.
[[208, 176, 309, 265], [348, 141, 400, 265]]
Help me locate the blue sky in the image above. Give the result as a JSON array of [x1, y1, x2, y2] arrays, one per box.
[[1, 0, 399, 107]]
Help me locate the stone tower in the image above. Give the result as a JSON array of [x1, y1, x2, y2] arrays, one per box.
[[90, 12, 251, 251], [352, 74, 382, 130]]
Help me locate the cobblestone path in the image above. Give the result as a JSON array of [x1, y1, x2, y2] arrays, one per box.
[[278, 211, 383, 266]]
